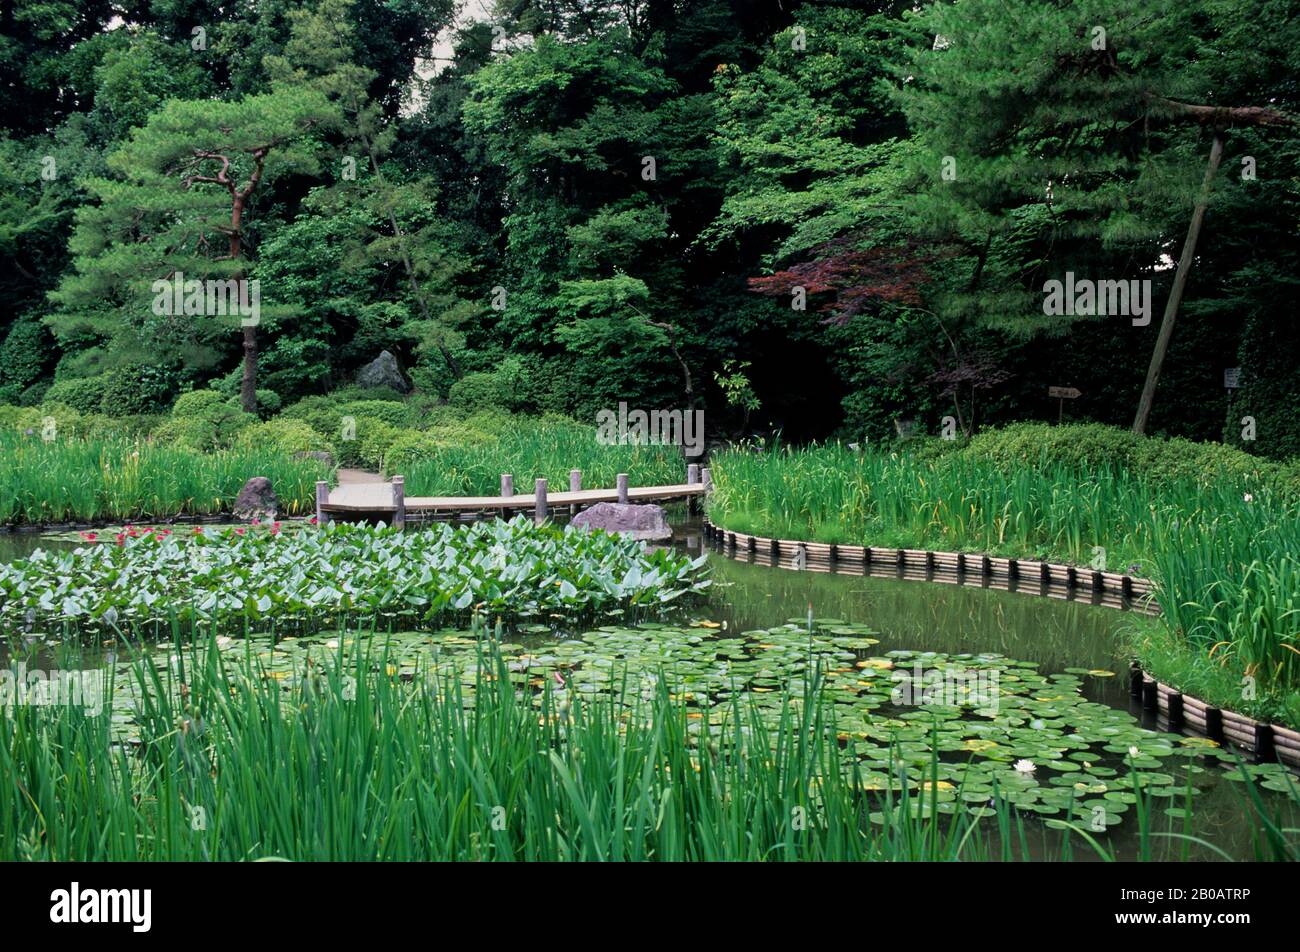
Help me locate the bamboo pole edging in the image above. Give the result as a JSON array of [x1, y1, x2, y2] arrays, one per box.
[[703, 518, 1298, 772]]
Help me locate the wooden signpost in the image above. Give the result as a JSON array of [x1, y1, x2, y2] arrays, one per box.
[[1048, 386, 1081, 423]]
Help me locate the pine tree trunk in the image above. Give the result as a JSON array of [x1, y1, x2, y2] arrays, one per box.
[[1132, 134, 1225, 435], [240, 324, 258, 413], [230, 191, 258, 415]]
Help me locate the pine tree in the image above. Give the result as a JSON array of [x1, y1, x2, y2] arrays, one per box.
[[49, 88, 336, 412]]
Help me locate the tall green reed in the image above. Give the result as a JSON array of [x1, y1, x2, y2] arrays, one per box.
[[0, 430, 329, 525], [402, 421, 688, 496]]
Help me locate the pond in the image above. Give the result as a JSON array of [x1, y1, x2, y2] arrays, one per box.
[[1, 516, 1295, 861], [682, 523, 1296, 861]]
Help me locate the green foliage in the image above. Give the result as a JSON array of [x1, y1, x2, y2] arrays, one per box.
[[150, 416, 222, 453], [158, 388, 256, 450], [46, 84, 339, 412], [99, 363, 185, 415], [447, 372, 505, 411], [0, 430, 328, 525], [234, 418, 335, 459], [964, 423, 1293, 490], [3, 0, 1299, 458], [43, 374, 108, 414], [336, 399, 407, 428], [0, 519, 710, 631], [403, 418, 686, 493], [0, 317, 51, 391], [281, 395, 347, 441]]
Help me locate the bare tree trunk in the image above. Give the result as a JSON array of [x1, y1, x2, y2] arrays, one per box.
[[1132, 134, 1224, 435]]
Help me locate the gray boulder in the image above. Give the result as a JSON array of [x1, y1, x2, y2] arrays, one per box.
[[571, 502, 671, 542], [355, 350, 410, 393], [233, 476, 280, 522]]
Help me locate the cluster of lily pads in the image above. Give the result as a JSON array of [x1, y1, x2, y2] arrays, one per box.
[[0, 518, 711, 632], [94, 616, 1298, 827]]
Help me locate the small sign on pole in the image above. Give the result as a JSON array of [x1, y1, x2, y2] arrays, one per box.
[[1048, 386, 1081, 424], [1224, 367, 1242, 389]]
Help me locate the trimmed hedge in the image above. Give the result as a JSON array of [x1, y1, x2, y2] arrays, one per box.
[[960, 423, 1298, 494]]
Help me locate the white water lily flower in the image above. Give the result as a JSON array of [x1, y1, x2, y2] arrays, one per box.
[[1128, 745, 1140, 757], [1013, 759, 1036, 775]]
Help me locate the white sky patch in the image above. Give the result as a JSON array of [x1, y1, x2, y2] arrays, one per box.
[[405, 0, 495, 114]]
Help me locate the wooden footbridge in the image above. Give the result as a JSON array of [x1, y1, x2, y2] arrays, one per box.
[[315, 465, 711, 528]]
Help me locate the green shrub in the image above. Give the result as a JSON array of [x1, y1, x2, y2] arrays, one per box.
[[408, 357, 455, 398], [462, 406, 515, 435], [44, 375, 109, 414], [905, 435, 968, 462], [961, 423, 1142, 472], [384, 430, 442, 471], [0, 317, 50, 391], [251, 388, 282, 417], [448, 372, 505, 411], [99, 364, 180, 415], [338, 399, 408, 429], [0, 404, 22, 429], [1130, 435, 1278, 486], [281, 395, 346, 440], [151, 416, 220, 452], [172, 389, 227, 417], [355, 420, 404, 469], [12, 403, 84, 439], [165, 389, 255, 449], [425, 422, 495, 447], [960, 422, 1287, 492], [19, 380, 50, 406], [234, 418, 335, 459], [332, 384, 405, 403]]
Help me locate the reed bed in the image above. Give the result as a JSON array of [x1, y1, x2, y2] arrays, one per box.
[[402, 422, 688, 496], [5, 630, 1288, 862], [0, 431, 329, 526], [708, 443, 1300, 707]]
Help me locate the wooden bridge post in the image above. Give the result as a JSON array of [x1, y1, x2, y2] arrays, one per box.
[[616, 473, 629, 504], [315, 480, 329, 527], [701, 467, 712, 495], [501, 473, 514, 519], [391, 475, 406, 530], [534, 478, 548, 525], [686, 463, 700, 513], [569, 469, 581, 515]]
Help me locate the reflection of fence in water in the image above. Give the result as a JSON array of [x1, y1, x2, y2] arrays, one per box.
[[703, 520, 1157, 615]]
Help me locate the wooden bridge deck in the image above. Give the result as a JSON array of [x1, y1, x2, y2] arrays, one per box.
[[319, 482, 705, 515]]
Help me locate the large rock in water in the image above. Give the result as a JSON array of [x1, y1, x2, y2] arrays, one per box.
[[571, 502, 671, 542], [233, 477, 280, 522], [355, 350, 410, 393]]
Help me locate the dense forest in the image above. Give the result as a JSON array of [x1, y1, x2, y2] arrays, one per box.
[[2, 0, 1298, 456]]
